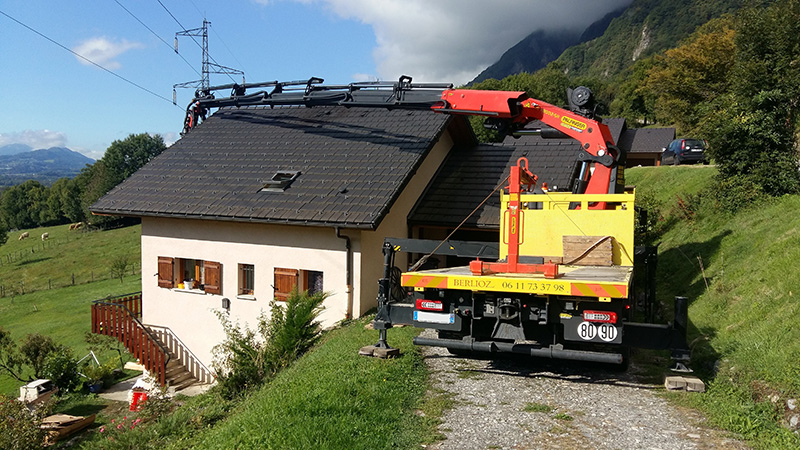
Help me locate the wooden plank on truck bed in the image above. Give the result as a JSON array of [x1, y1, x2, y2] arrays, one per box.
[[563, 235, 613, 266]]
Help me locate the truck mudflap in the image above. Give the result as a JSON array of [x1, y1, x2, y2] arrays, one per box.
[[412, 337, 624, 364]]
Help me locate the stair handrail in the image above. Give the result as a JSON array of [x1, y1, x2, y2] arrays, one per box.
[[92, 293, 171, 373], [145, 324, 215, 383]]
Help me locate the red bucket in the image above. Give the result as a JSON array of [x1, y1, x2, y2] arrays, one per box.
[[129, 391, 148, 411]]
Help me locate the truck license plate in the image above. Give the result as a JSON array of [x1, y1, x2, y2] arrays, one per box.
[[414, 311, 455, 325], [577, 321, 618, 342]]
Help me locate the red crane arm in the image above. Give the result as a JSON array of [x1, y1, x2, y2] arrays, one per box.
[[433, 89, 618, 196]]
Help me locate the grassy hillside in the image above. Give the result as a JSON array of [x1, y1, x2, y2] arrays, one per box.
[[0, 223, 141, 295], [0, 224, 141, 395], [627, 166, 800, 447], [76, 319, 442, 450]]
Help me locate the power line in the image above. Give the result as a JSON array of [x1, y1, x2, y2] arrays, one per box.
[[112, 0, 201, 77], [210, 23, 247, 74], [155, 0, 238, 84], [0, 8, 177, 106]]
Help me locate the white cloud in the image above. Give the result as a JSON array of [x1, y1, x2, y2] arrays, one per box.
[[296, 0, 633, 85], [0, 130, 67, 149], [161, 132, 179, 147], [72, 37, 143, 70]]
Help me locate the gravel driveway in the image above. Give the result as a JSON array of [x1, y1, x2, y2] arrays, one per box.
[[419, 329, 749, 450]]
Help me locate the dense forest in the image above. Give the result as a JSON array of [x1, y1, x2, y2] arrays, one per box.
[[0, 133, 165, 244]]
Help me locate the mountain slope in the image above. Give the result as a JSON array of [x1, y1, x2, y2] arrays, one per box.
[[471, 5, 627, 84], [0, 147, 94, 186], [554, 0, 744, 79], [471, 29, 581, 84], [471, 0, 744, 85], [0, 143, 33, 156]]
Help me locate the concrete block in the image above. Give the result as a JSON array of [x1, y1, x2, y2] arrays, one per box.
[[372, 347, 400, 359], [664, 375, 705, 392], [684, 376, 706, 392], [665, 376, 687, 390]]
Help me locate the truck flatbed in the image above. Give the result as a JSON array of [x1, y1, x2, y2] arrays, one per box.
[[401, 265, 632, 299]]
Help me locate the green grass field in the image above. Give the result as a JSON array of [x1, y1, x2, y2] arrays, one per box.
[[0, 224, 141, 396]]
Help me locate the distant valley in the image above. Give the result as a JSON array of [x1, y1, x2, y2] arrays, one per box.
[[0, 144, 94, 187]]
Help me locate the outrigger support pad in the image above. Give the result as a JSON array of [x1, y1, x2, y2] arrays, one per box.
[[670, 296, 693, 372], [359, 243, 401, 358]]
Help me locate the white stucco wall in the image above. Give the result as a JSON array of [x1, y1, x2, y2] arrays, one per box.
[[141, 218, 354, 367], [357, 131, 455, 316]]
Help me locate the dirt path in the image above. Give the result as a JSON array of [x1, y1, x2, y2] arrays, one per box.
[[419, 330, 749, 450]]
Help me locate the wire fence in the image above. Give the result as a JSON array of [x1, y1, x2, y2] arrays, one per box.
[[0, 263, 141, 298], [0, 227, 141, 298]]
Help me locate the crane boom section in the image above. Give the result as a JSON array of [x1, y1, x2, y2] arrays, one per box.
[[182, 77, 624, 197]]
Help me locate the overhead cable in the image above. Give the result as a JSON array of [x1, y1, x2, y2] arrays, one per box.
[[113, 0, 201, 77], [0, 8, 177, 106]]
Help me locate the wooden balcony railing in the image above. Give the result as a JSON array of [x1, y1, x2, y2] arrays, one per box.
[[91, 292, 169, 385]]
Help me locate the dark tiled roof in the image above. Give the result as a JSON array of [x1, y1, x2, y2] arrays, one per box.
[[409, 133, 580, 229], [91, 106, 454, 229], [603, 117, 627, 144], [618, 127, 676, 154]]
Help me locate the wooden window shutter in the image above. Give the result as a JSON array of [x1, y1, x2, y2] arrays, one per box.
[[274, 268, 298, 301], [157, 257, 174, 288], [204, 261, 222, 294]]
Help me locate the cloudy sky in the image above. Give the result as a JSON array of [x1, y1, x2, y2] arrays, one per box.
[[0, 0, 631, 159]]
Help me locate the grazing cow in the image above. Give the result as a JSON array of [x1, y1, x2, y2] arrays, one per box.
[[41, 232, 49, 241], [18, 232, 29, 240], [68, 222, 84, 231]]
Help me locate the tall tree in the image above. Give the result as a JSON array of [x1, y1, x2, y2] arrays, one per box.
[[704, 0, 800, 195], [81, 133, 166, 221], [0, 180, 47, 230], [610, 57, 658, 125], [642, 16, 736, 134]]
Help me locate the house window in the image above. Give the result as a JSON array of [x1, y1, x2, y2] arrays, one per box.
[[157, 257, 222, 295], [182, 259, 204, 287], [273, 267, 323, 301], [239, 264, 255, 296], [260, 171, 301, 192]]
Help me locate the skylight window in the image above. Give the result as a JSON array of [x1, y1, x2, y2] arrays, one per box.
[[261, 171, 301, 192]]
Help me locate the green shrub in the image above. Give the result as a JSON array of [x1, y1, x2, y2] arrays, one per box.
[[212, 289, 327, 399], [262, 291, 326, 370], [18, 334, 57, 380], [0, 393, 51, 450], [708, 175, 766, 214], [42, 346, 80, 393], [634, 192, 664, 245]]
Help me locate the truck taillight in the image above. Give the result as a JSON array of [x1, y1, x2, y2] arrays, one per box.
[[583, 310, 617, 323], [416, 299, 443, 312]]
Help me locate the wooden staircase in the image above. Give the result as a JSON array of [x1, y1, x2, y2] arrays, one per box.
[[91, 293, 213, 391], [165, 354, 199, 391], [148, 325, 214, 389]]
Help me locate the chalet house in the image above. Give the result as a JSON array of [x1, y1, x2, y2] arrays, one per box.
[[618, 123, 676, 167], [90, 105, 479, 381], [89, 106, 656, 387]]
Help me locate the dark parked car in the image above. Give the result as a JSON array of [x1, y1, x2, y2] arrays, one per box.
[[661, 138, 708, 165]]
